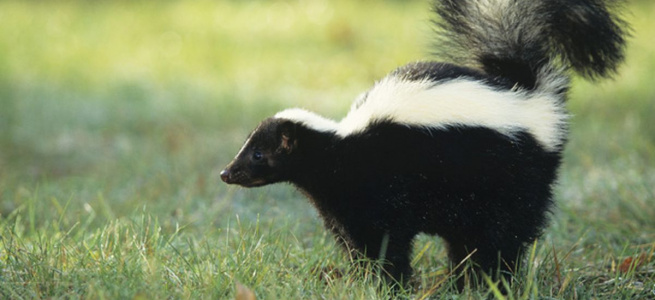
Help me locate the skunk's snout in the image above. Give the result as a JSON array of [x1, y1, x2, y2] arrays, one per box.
[[220, 169, 231, 183]]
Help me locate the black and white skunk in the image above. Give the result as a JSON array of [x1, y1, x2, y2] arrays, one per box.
[[221, 0, 627, 286]]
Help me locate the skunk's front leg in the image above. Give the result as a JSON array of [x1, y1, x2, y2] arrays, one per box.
[[349, 228, 415, 287]]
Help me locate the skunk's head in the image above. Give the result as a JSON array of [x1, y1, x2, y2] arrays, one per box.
[[221, 118, 299, 187]]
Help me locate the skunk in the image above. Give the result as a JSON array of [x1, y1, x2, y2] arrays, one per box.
[[221, 0, 627, 286]]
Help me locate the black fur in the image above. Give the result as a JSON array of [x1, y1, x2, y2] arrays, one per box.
[[221, 0, 627, 289], [391, 61, 516, 90], [223, 118, 559, 284]]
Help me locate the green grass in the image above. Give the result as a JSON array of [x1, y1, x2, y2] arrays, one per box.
[[1, 0, 654, 298]]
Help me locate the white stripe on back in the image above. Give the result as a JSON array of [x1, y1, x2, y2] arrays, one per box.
[[275, 75, 568, 151]]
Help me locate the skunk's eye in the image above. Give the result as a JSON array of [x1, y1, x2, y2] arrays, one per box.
[[252, 150, 263, 161]]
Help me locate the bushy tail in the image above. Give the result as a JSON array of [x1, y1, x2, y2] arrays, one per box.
[[432, 0, 628, 90]]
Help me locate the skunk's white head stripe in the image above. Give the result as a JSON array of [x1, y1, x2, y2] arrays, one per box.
[[274, 76, 568, 151], [274, 108, 339, 133]]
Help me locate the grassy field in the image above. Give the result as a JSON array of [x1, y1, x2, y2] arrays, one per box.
[[0, 0, 654, 298]]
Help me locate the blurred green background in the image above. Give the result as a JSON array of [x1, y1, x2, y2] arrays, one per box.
[[0, 0, 438, 226], [0, 0, 653, 298]]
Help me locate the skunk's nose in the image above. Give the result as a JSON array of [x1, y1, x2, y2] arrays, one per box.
[[220, 169, 230, 183]]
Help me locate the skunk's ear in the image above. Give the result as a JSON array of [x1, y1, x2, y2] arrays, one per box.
[[279, 120, 297, 153]]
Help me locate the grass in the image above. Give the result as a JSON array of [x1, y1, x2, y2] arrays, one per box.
[[0, 0, 654, 298]]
